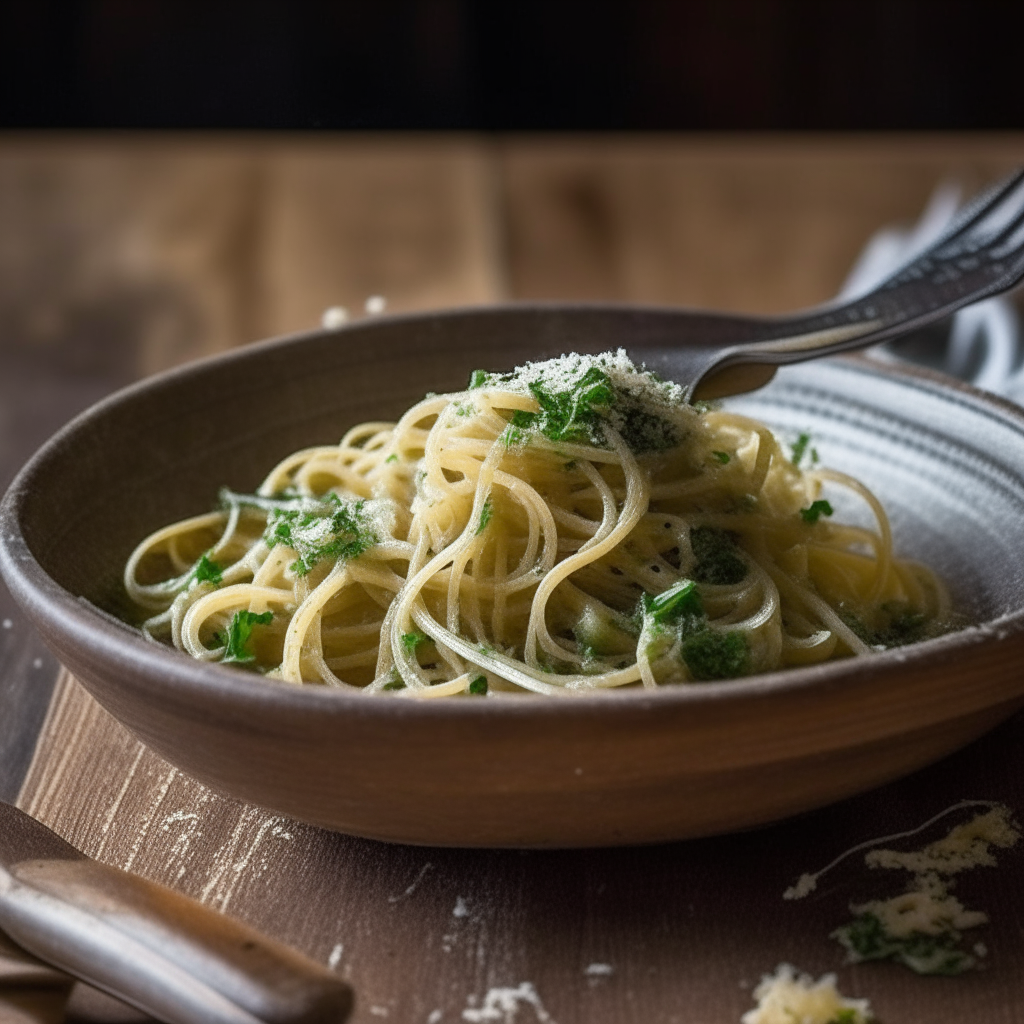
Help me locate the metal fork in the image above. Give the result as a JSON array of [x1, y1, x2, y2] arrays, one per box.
[[682, 168, 1024, 400]]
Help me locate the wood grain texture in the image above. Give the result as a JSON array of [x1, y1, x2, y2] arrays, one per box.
[[6, 134, 1024, 1022], [18, 672, 1024, 1024], [258, 138, 505, 334], [500, 136, 1024, 312]]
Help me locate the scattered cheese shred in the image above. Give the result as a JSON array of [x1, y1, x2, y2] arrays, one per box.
[[833, 803, 1021, 974], [865, 805, 1020, 875], [462, 982, 555, 1023], [741, 964, 872, 1024]]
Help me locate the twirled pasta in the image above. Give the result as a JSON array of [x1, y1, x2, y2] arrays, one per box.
[[125, 351, 951, 697]]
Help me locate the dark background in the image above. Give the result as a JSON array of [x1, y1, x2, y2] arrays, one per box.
[[2, 0, 1023, 132]]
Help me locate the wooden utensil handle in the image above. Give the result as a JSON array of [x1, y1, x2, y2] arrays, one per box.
[[0, 857, 351, 1024]]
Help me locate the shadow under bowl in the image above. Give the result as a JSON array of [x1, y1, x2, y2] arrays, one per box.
[[3, 305, 1024, 847]]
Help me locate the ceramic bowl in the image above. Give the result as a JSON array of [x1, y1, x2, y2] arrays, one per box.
[[3, 305, 1024, 847]]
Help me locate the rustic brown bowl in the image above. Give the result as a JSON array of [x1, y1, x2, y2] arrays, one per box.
[[3, 305, 1024, 847]]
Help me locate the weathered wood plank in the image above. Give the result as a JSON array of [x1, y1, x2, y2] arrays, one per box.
[[500, 136, 1024, 311], [18, 672, 1024, 1024], [258, 138, 505, 334]]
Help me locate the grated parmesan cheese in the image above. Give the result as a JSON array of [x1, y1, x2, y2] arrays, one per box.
[[741, 964, 872, 1024], [864, 805, 1020, 875], [830, 803, 1021, 974], [851, 872, 987, 940], [462, 982, 554, 1023], [476, 349, 692, 454]]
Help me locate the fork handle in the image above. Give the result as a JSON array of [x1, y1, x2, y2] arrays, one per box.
[[0, 856, 351, 1024]]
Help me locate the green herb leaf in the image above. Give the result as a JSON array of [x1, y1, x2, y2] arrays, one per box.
[[841, 602, 928, 649], [385, 453, 399, 464], [711, 450, 730, 464], [192, 553, 223, 586], [643, 579, 703, 626], [468, 369, 490, 389], [613, 402, 679, 453], [220, 610, 273, 664], [500, 365, 616, 448], [830, 1010, 859, 1024], [690, 526, 747, 585], [800, 499, 834, 523], [832, 912, 975, 976], [526, 366, 614, 445], [791, 431, 812, 467], [475, 496, 494, 535], [264, 494, 377, 576], [401, 631, 429, 654], [681, 629, 749, 681], [501, 412, 535, 448], [468, 675, 488, 695]]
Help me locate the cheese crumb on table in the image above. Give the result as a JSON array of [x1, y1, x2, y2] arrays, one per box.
[[832, 804, 1020, 975], [741, 964, 872, 1024], [864, 806, 1020, 875]]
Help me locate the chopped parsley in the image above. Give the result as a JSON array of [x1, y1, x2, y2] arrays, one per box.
[[475, 352, 685, 455], [385, 453, 399, 464], [216, 610, 273, 664], [475, 496, 494, 535], [690, 526, 747, 585], [468, 675, 488, 695], [501, 416, 532, 448], [513, 366, 614, 446], [831, 1011, 860, 1024], [791, 431, 812, 467], [711, 450, 730, 464], [382, 672, 406, 691], [264, 493, 377, 576], [832, 912, 975, 976], [842, 603, 929, 649], [639, 577, 750, 682], [680, 629, 749, 681], [192, 553, 223, 586], [612, 400, 679, 453], [401, 631, 429, 654], [800, 499, 834, 523], [642, 578, 703, 626]]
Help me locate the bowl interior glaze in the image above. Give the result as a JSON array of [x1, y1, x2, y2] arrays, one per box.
[[3, 305, 1024, 847]]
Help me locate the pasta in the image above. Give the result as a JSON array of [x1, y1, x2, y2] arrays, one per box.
[[124, 350, 951, 697]]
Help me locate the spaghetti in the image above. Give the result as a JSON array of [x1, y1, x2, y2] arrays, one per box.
[[124, 351, 951, 696]]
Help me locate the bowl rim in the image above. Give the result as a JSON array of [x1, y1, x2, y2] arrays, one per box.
[[3, 300, 1024, 721]]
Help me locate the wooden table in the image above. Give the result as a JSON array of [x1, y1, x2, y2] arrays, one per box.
[[3, 134, 1024, 1024]]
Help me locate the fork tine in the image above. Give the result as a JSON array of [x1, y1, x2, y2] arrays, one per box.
[[883, 167, 1024, 285], [928, 168, 1024, 252], [934, 175, 1024, 258], [925, 165, 1024, 258], [969, 174, 1024, 240]]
